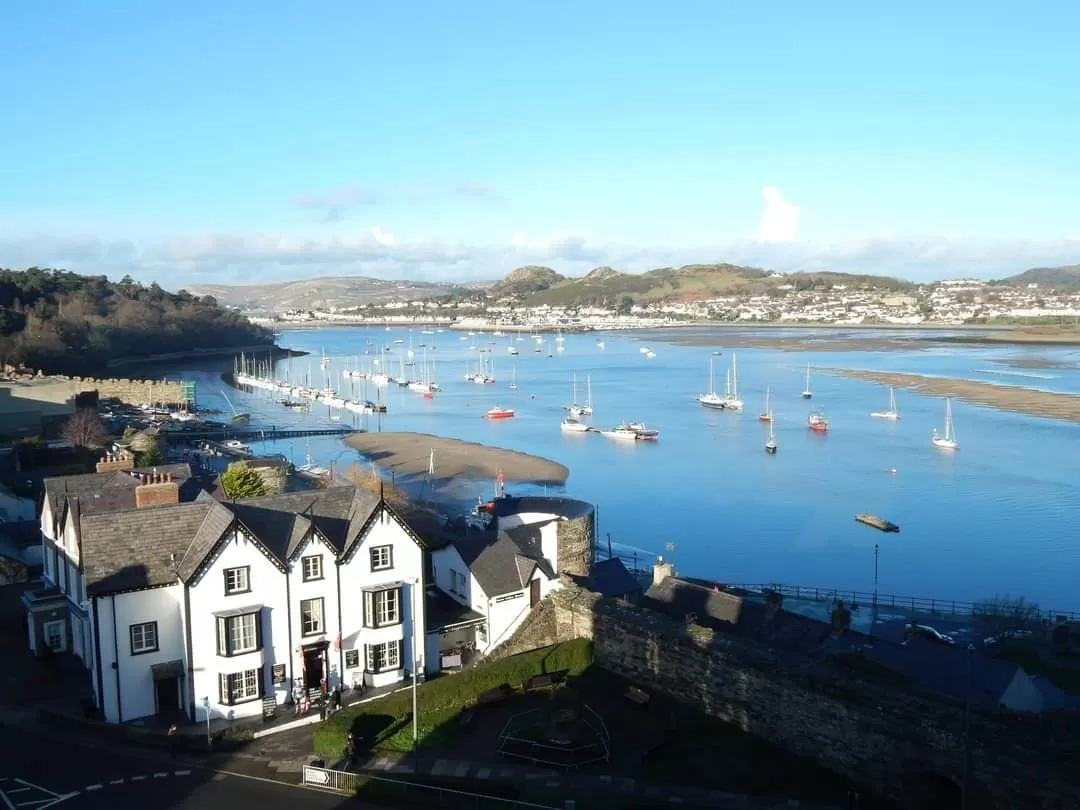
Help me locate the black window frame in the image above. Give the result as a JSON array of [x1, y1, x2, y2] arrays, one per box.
[[215, 610, 263, 657], [363, 587, 402, 629], [344, 649, 360, 669], [369, 545, 394, 572], [218, 668, 264, 706], [129, 620, 159, 656], [223, 566, 251, 596], [365, 639, 404, 674], [300, 596, 325, 637], [301, 554, 323, 582]]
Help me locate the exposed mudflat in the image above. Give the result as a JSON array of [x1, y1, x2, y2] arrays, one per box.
[[822, 368, 1080, 423]]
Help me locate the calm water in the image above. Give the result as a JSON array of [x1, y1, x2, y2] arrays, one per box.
[[187, 326, 1080, 611]]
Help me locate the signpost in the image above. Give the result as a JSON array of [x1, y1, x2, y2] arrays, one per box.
[[202, 696, 211, 750]]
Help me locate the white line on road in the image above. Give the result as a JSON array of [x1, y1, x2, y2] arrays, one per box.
[[84, 786, 102, 791], [130, 776, 146, 782], [153, 773, 167, 779], [174, 771, 191, 776], [108, 780, 124, 785]]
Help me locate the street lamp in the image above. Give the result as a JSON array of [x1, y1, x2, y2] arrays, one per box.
[[869, 544, 880, 645], [409, 576, 420, 763]]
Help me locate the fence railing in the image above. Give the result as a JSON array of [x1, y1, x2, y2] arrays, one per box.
[[594, 550, 1080, 623], [301, 765, 564, 810]]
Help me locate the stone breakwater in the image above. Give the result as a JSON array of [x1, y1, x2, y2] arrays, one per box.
[[0, 373, 187, 408], [495, 583, 1080, 809]]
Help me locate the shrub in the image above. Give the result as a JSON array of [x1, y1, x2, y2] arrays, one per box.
[[312, 639, 593, 757]]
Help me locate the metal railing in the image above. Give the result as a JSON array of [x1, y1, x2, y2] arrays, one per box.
[[302, 765, 563, 809]]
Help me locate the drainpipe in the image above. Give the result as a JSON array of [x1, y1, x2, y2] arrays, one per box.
[[285, 566, 294, 695], [111, 595, 123, 723], [91, 598, 105, 714], [183, 585, 196, 722]]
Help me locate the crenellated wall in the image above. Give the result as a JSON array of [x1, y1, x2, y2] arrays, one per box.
[[497, 582, 1080, 810]]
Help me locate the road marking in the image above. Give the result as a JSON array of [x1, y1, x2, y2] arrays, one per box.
[[174, 770, 191, 776], [0, 779, 79, 810], [153, 773, 167, 779], [109, 780, 125, 785], [84, 786, 102, 792], [131, 776, 146, 782]]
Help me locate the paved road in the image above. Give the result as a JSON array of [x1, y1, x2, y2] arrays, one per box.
[[0, 725, 362, 810]]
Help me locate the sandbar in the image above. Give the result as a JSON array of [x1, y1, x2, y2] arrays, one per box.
[[343, 431, 569, 486], [822, 368, 1080, 423]]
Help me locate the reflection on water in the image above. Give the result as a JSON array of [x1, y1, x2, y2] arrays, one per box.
[[183, 326, 1080, 610]]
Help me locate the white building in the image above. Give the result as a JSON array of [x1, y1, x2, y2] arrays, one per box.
[[426, 496, 600, 669], [29, 455, 426, 725]]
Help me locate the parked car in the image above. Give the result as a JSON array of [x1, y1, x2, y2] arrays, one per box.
[[904, 623, 956, 646]]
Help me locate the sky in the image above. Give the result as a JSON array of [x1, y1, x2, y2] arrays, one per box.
[[1, 1, 1078, 286]]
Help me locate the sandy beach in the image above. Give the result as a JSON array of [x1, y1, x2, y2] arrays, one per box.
[[343, 431, 570, 486], [822, 368, 1080, 423]]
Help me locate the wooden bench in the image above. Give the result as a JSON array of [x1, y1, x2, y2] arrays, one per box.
[[625, 685, 650, 705], [476, 684, 514, 706], [521, 669, 569, 691]]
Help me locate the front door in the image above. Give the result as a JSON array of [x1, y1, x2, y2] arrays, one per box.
[[530, 578, 541, 608], [303, 648, 324, 690], [155, 676, 180, 715]]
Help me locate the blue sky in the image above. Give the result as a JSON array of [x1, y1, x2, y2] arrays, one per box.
[[1, 1, 1077, 284]]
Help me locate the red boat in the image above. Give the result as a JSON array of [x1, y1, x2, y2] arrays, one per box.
[[808, 413, 829, 432], [486, 407, 515, 420]]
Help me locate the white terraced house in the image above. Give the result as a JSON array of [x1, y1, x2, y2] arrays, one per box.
[[29, 452, 426, 725]]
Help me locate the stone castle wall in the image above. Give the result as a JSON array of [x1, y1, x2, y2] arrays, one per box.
[[86, 378, 187, 406], [555, 512, 595, 577], [499, 582, 1079, 809]]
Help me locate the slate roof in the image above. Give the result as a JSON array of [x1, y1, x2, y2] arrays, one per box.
[[451, 526, 556, 598], [645, 577, 746, 626], [75, 484, 395, 597], [588, 558, 641, 598], [44, 462, 200, 520]]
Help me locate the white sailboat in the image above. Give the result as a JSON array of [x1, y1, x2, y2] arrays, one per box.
[[932, 398, 959, 450], [722, 354, 743, 411], [560, 415, 590, 433], [765, 413, 777, 454], [509, 366, 518, 390], [580, 376, 593, 416], [802, 363, 813, 399], [759, 386, 773, 422], [698, 357, 725, 409], [871, 387, 900, 420]]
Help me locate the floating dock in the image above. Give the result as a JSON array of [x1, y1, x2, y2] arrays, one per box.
[[855, 513, 900, 533]]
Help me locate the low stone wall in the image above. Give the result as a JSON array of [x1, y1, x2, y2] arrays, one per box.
[[497, 582, 1079, 809], [88, 378, 187, 406], [0, 376, 187, 411]]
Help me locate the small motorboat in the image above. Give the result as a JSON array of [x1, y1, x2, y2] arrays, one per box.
[[486, 407, 515, 420]]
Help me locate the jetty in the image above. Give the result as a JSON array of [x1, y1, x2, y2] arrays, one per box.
[[855, 513, 900, 533], [165, 426, 359, 442]]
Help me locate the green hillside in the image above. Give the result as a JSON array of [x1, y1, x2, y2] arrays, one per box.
[[998, 265, 1080, 292]]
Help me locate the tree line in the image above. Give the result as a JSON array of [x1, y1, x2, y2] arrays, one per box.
[[0, 267, 273, 374]]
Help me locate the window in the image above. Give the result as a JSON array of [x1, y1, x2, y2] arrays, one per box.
[[450, 569, 467, 596], [345, 649, 360, 669], [224, 567, 250, 595], [300, 597, 324, 637], [130, 621, 158, 655], [363, 588, 400, 628], [216, 611, 261, 656], [365, 640, 402, 673], [219, 669, 262, 705], [43, 620, 66, 653], [301, 555, 323, 582], [370, 545, 393, 571], [271, 664, 286, 685]]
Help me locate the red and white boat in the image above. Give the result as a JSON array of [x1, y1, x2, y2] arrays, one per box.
[[808, 412, 829, 432], [486, 407, 515, 420]]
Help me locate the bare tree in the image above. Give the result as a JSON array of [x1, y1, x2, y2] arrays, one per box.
[[60, 408, 109, 449], [974, 593, 1042, 639]]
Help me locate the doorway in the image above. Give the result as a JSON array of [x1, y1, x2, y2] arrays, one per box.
[[530, 578, 541, 608], [155, 676, 180, 715], [303, 646, 325, 690]]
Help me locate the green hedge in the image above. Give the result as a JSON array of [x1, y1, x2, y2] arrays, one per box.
[[313, 639, 593, 758]]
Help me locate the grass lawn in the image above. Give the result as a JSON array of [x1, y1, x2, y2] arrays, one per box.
[[992, 644, 1080, 695], [312, 639, 592, 758]]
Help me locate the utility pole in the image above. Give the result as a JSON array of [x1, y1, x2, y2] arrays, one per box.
[[869, 544, 880, 644]]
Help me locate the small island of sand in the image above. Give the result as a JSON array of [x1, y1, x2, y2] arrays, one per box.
[[823, 368, 1080, 423], [343, 432, 569, 486]]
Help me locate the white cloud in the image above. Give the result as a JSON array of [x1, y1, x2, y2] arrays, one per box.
[[1, 229, 1077, 286], [756, 186, 801, 242]]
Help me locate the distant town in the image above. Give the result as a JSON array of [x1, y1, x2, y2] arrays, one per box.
[[252, 277, 1080, 331]]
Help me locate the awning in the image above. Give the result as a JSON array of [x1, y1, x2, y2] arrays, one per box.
[[213, 604, 261, 618], [151, 660, 185, 680], [362, 581, 405, 593]]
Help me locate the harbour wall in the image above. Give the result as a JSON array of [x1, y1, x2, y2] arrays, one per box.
[[496, 582, 1079, 809]]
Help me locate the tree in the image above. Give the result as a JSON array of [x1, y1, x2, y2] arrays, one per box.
[[61, 408, 109, 449], [616, 295, 634, 315], [974, 594, 1042, 639], [135, 445, 163, 467], [219, 461, 269, 500]]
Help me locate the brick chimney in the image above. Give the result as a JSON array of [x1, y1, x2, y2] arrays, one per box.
[[96, 450, 136, 474], [652, 555, 674, 588], [135, 471, 180, 508]]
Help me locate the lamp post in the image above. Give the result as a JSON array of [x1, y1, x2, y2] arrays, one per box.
[[869, 544, 880, 645]]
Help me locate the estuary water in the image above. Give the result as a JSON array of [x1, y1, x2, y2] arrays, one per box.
[[189, 326, 1080, 611]]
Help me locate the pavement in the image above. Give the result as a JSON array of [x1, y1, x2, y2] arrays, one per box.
[[0, 724, 369, 810]]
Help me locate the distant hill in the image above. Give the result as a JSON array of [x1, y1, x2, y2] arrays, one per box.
[[184, 276, 467, 313], [487, 263, 914, 307], [997, 264, 1080, 292]]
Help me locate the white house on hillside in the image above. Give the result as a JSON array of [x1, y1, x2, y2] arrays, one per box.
[[30, 455, 426, 725]]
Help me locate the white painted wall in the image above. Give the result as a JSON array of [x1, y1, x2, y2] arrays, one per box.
[[431, 546, 472, 609], [340, 507, 426, 690], [93, 585, 186, 724], [188, 529, 289, 722], [287, 532, 341, 693]]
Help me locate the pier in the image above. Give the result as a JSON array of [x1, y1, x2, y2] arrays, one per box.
[[164, 426, 360, 442]]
